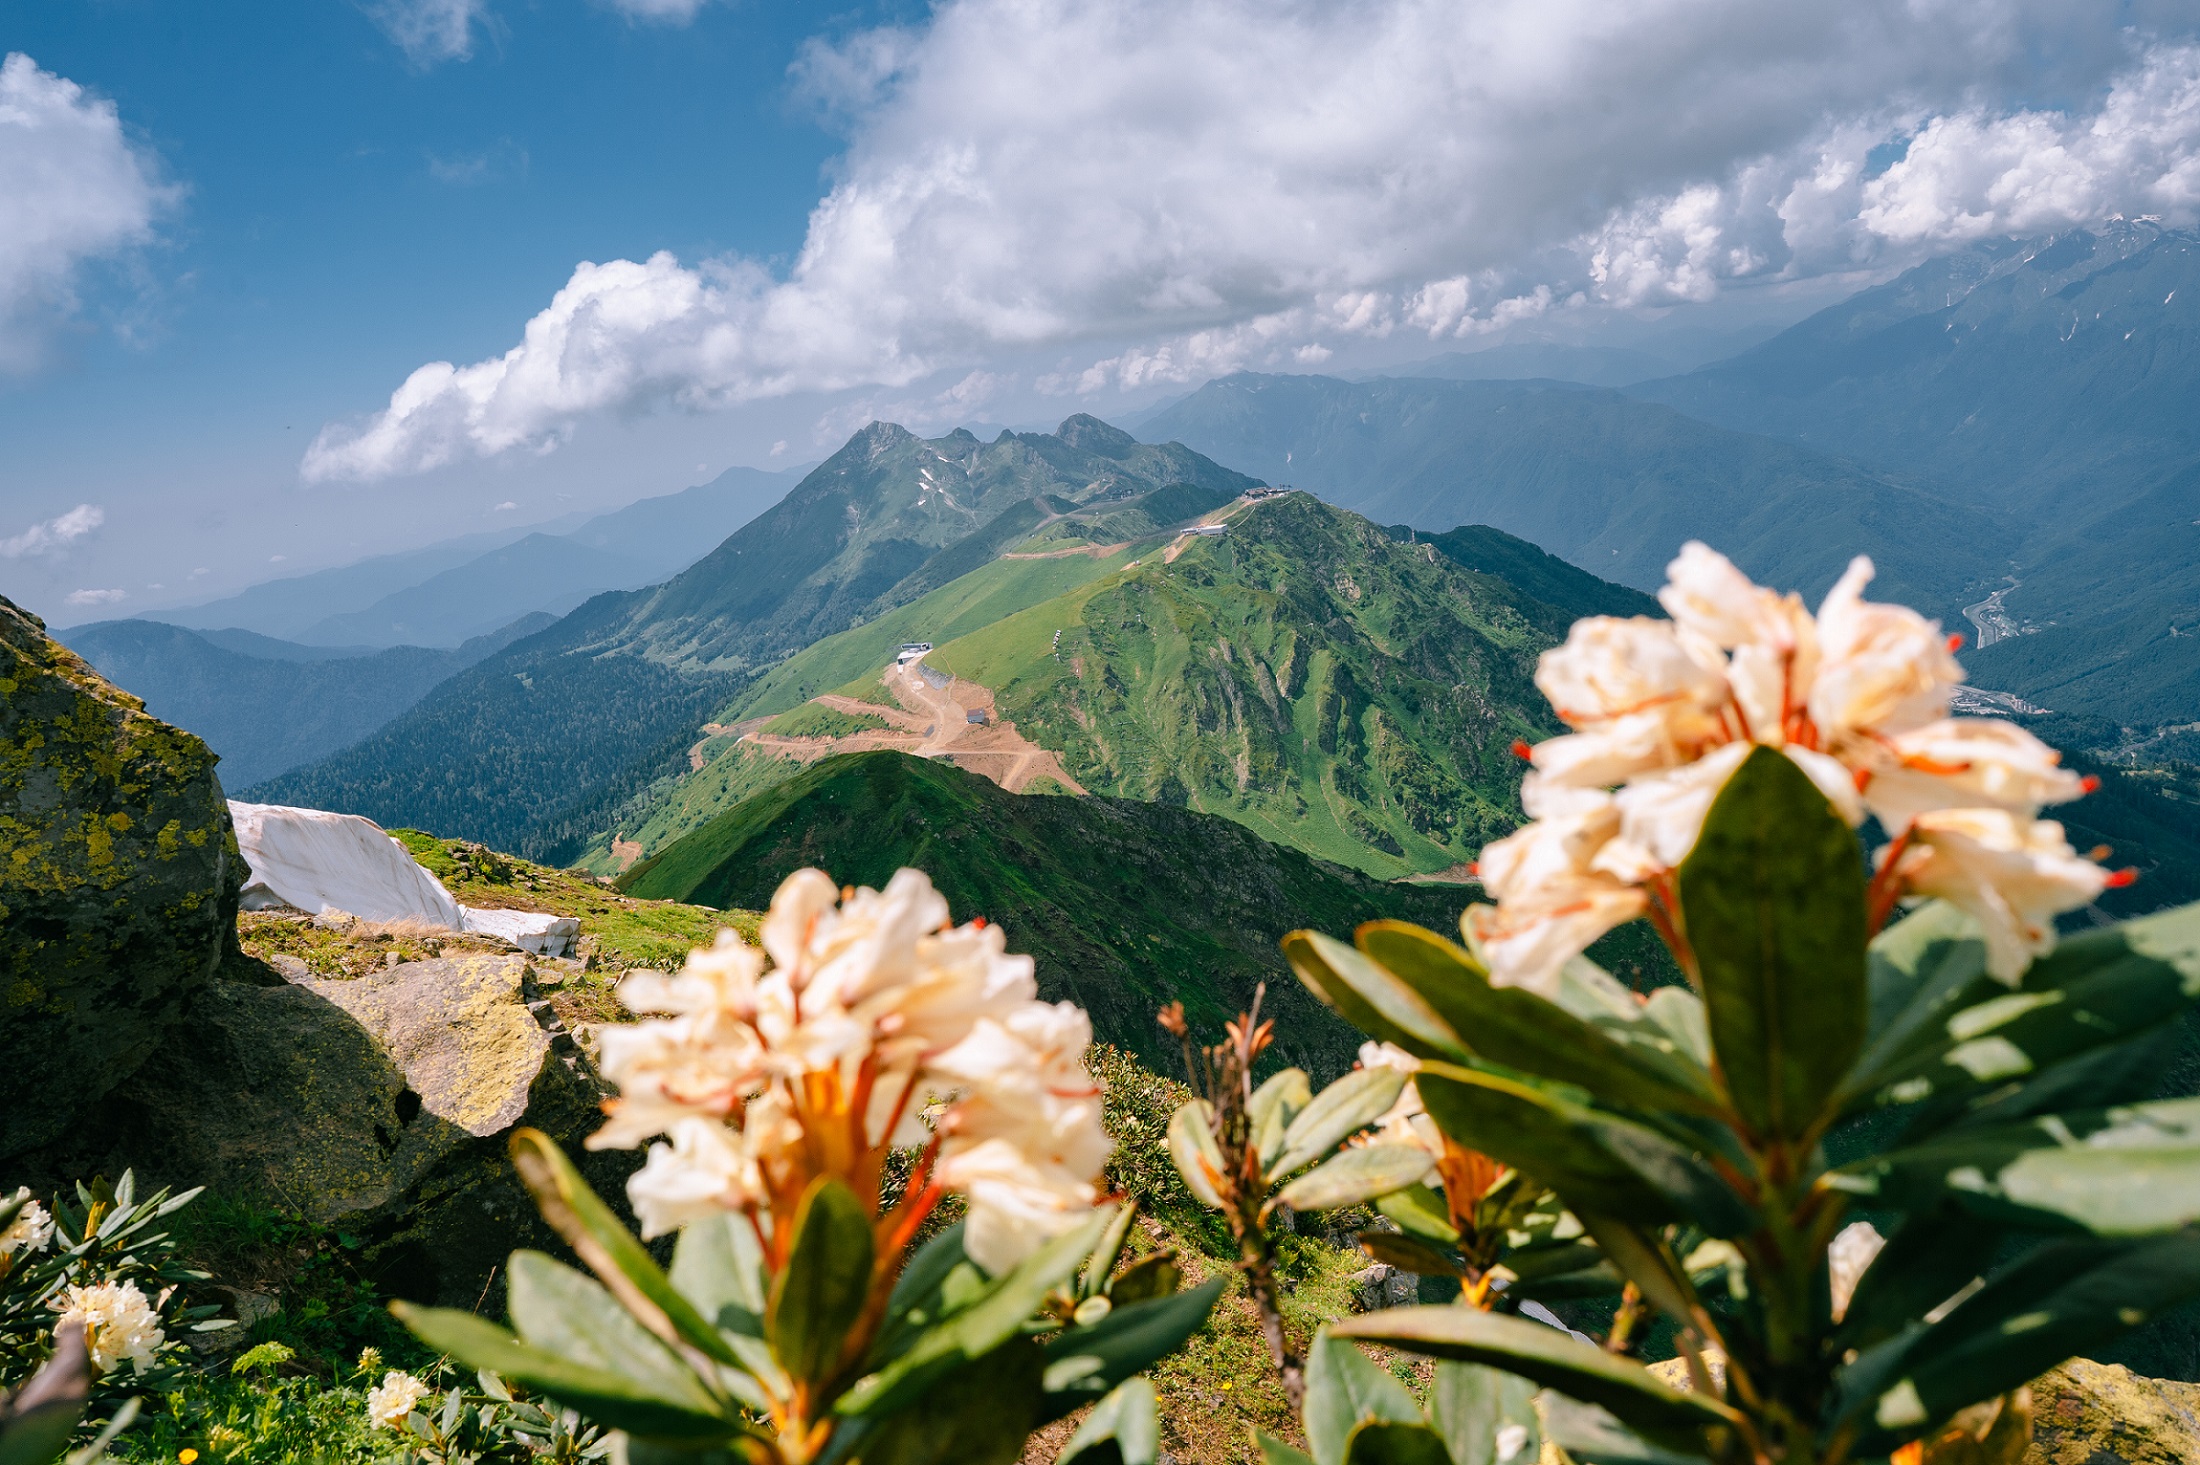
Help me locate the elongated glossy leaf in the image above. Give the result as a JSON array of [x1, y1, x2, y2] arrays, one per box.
[[1082, 1203, 1141, 1301], [1358, 1230, 1465, 1279], [1576, 1215, 1697, 1328], [1376, 1184, 1460, 1246], [1343, 1422, 1453, 1465], [873, 1222, 977, 1367], [1039, 1279, 1227, 1416], [1284, 931, 1468, 1062], [1329, 1307, 1739, 1437], [1843, 901, 2200, 1117], [1277, 1144, 1434, 1212], [768, 1177, 874, 1384], [509, 1128, 741, 1368], [1168, 1100, 1228, 1209], [0, 1350, 87, 1465], [1305, 1328, 1424, 1465], [1255, 1435, 1318, 1465], [1251, 1067, 1314, 1168], [1539, 1395, 1711, 1465], [1356, 922, 1721, 1116], [1415, 1064, 1750, 1236], [1826, 1094, 2200, 1234], [1676, 746, 1867, 1141], [837, 1206, 1115, 1421], [506, 1251, 720, 1413], [1835, 1228, 2200, 1452], [1431, 1360, 1542, 1465], [393, 1304, 734, 1443], [1271, 1067, 1409, 1181], [670, 1213, 767, 1337], [1058, 1377, 1161, 1465], [1105, 1251, 1182, 1306], [1834, 1204, 2000, 1351], [1642, 987, 1712, 1070], [834, 1335, 1045, 1465]]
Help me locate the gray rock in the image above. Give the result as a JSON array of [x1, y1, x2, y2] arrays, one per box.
[[0, 595, 241, 1158]]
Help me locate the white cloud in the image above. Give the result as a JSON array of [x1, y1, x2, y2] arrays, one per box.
[[604, 0, 711, 21], [1, 504, 104, 558], [365, 0, 485, 65], [305, 0, 2200, 481], [64, 587, 125, 607], [0, 55, 169, 371]]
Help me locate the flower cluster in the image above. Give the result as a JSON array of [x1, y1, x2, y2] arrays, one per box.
[[1472, 544, 2121, 991], [589, 867, 1110, 1273], [0, 1189, 53, 1258], [367, 1369, 430, 1429], [50, 1279, 164, 1374]]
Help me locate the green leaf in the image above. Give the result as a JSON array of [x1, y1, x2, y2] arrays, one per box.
[[1355, 922, 1722, 1117], [1575, 1215, 1698, 1328], [1284, 931, 1469, 1062], [1836, 1228, 2200, 1452], [1539, 1395, 1710, 1465], [1270, 1067, 1409, 1181], [393, 1304, 734, 1443], [1844, 901, 2200, 1118], [1342, 1422, 1454, 1465], [670, 1213, 767, 1337], [1304, 1328, 1425, 1465], [1675, 745, 1868, 1141], [1641, 987, 1712, 1070], [837, 1206, 1115, 1422], [768, 1176, 875, 1384], [506, 1251, 725, 1416], [1834, 1205, 2000, 1351], [0, 1380, 86, 1465], [1255, 1435, 1319, 1465], [1328, 1307, 1738, 1437], [833, 1336, 1045, 1465], [1430, 1360, 1542, 1465], [1040, 1279, 1227, 1415], [508, 1128, 741, 1368], [1081, 1203, 1142, 1301], [1058, 1377, 1161, 1465], [1168, 1100, 1229, 1209], [1251, 1068, 1314, 1168], [1357, 1231, 1465, 1279], [1375, 1184, 1460, 1246], [1414, 1064, 1750, 1236], [1276, 1145, 1435, 1213], [1105, 1251, 1183, 1306], [1825, 1094, 2200, 1234]]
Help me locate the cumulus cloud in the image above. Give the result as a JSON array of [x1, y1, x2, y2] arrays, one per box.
[[305, 0, 2200, 481], [64, 587, 125, 607], [604, 0, 711, 21], [0, 55, 169, 370], [1, 504, 104, 558], [365, 0, 486, 65]]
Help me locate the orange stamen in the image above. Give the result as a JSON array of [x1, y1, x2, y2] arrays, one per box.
[[2107, 868, 2139, 889], [1946, 633, 1964, 652], [1511, 739, 1534, 761], [2080, 775, 2101, 794]]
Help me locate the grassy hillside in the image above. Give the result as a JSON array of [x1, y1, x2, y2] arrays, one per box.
[[625, 751, 1463, 1076]]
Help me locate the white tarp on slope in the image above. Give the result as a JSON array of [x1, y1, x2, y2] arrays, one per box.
[[229, 801, 579, 957]]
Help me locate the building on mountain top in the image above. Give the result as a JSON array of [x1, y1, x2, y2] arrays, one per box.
[[895, 642, 933, 664]]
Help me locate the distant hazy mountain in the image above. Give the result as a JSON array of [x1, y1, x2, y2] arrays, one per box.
[[250, 417, 1258, 854], [155, 462, 808, 647], [1138, 373, 2013, 615], [1352, 342, 1681, 387], [62, 613, 553, 787]]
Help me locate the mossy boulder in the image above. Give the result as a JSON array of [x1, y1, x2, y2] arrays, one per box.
[[54, 952, 634, 1306], [2026, 1358, 2200, 1464], [0, 594, 241, 1157]]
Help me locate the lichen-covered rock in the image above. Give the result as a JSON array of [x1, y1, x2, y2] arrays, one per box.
[[2025, 1358, 2200, 1464], [0, 594, 240, 1157], [62, 951, 633, 1306]]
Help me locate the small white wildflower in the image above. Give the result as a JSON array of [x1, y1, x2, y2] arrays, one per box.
[[50, 1280, 164, 1373], [0, 1189, 53, 1257], [367, 1369, 430, 1429]]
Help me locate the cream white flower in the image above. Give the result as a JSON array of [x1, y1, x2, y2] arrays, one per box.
[[0, 1190, 53, 1257], [1477, 543, 2114, 993], [1883, 810, 2116, 983], [50, 1280, 163, 1373], [367, 1369, 430, 1429], [590, 866, 1104, 1273]]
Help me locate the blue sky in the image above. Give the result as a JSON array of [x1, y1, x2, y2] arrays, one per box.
[[7, 1, 2200, 623]]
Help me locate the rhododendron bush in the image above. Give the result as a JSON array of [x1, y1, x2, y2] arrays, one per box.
[[1190, 545, 2200, 1465], [396, 868, 1221, 1465]]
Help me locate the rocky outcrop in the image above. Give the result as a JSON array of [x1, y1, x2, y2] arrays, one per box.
[[2026, 1359, 2200, 1464], [0, 594, 240, 1158], [45, 951, 634, 1307]]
